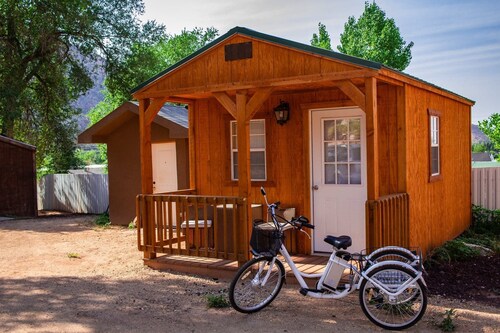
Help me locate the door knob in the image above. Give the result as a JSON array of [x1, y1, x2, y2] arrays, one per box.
[[312, 185, 319, 190]]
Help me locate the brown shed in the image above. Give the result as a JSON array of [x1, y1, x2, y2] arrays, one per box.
[[132, 27, 474, 261], [78, 101, 189, 225], [0, 135, 37, 217]]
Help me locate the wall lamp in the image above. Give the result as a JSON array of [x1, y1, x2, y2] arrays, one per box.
[[274, 100, 290, 125]]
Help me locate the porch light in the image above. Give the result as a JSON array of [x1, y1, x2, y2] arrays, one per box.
[[274, 100, 290, 125]]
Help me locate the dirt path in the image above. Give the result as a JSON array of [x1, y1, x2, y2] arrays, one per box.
[[0, 216, 498, 333]]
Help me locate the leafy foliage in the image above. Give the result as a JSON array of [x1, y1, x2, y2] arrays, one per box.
[[86, 27, 218, 144], [337, 2, 413, 70], [206, 294, 230, 308], [478, 113, 500, 156], [0, 0, 163, 173], [437, 309, 456, 332], [311, 22, 332, 50], [95, 211, 110, 227], [471, 204, 500, 236]]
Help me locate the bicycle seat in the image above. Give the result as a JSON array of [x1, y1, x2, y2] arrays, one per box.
[[324, 235, 352, 250]]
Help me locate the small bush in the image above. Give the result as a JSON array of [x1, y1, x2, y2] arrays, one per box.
[[95, 212, 110, 227], [437, 308, 456, 332], [67, 252, 81, 259], [471, 205, 500, 236], [206, 294, 230, 308], [428, 239, 480, 264]]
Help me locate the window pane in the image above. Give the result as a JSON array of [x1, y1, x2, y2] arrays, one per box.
[[250, 151, 265, 165], [349, 142, 361, 162], [324, 120, 335, 141], [325, 164, 336, 184], [431, 147, 439, 175], [250, 120, 265, 134], [337, 164, 348, 184], [251, 166, 266, 180], [231, 121, 237, 133], [336, 144, 348, 162], [349, 119, 360, 140], [350, 164, 361, 184], [232, 136, 237, 149], [250, 135, 265, 149], [233, 152, 238, 179], [324, 143, 335, 162], [336, 119, 348, 140]]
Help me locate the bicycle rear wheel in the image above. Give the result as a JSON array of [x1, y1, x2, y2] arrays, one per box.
[[229, 256, 285, 313], [359, 264, 427, 330]]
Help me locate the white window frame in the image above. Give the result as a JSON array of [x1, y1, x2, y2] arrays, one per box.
[[230, 119, 266, 181], [429, 109, 441, 180]]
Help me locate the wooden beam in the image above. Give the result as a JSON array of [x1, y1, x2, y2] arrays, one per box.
[[187, 101, 196, 190], [365, 77, 379, 200], [213, 92, 237, 118], [245, 88, 274, 120], [133, 69, 378, 100], [337, 80, 366, 111], [396, 85, 407, 193], [145, 98, 167, 125], [236, 91, 251, 200]]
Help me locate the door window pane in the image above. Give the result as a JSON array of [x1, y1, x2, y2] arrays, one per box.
[[325, 164, 336, 184], [322, 117, 362, 185]]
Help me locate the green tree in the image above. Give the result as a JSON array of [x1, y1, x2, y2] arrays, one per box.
[[86, 27, 218, 166], [311, 22, 332, 50], [0, 0, 163, 173], [337, 1, 414, 70], [479, 114, 500, 153]]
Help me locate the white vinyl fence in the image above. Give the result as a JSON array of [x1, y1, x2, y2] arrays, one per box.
[[472, 167, 500, 210], [38, 174, 109, 214]]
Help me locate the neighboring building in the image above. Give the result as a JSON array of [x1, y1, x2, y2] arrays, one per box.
[[133, 27, 474, 260], [78, 101, 189, 225], [472, 152, 493, 162], [0, 135, 37, 217]]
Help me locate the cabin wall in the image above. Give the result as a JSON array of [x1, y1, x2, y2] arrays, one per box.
[[192, 84, 400, 253], [107, 118, 189, 225], [405, 85, 471, 255]]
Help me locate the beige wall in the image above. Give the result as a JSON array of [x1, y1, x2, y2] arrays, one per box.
[[107, 117, 189, 225]]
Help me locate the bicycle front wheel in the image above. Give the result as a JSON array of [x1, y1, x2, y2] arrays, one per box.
[[229, 256, 285, 313], [359, 264, 427, 330]]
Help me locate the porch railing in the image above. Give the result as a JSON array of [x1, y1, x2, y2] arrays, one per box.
[[366, 193, 410, 249], [136, 192, 250, 262]]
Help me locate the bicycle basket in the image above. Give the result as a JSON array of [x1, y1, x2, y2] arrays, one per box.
[[250, 220, 284, 256]]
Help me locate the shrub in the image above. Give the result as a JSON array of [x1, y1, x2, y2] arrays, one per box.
[[471, 205, 500, 236], [95, 212, 110, 227], [206, 294, 230, 308], [428, 239, 480, 264]]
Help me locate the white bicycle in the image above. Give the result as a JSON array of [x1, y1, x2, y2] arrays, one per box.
[[229, 187, 427, 330]]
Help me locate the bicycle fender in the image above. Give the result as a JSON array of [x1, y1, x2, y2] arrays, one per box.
[[367, 246, 418, 260]]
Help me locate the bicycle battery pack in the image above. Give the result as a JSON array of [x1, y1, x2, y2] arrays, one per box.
[[322, 256, 348, 290]]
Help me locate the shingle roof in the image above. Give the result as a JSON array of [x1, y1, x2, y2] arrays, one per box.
[[130, 101, 188, 128]]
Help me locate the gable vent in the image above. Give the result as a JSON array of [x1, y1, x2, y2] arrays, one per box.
[[225, 42, 252, 61]]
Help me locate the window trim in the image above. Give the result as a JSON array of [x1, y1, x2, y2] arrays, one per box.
[[428, 109, 442, 182], [230, 119, 267, 181]]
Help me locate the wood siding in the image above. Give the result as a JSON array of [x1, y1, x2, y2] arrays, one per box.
[[405, 85, 471, 255], [0, 137, 37, 217]]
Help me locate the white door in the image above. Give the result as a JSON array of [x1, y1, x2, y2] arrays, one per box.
[[311, 108, 367, 253], [152, 142, 178, 193]]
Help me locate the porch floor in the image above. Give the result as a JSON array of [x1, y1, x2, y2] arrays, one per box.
[[144, 254, 329, 283]]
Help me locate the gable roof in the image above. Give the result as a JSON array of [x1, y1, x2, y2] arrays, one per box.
[[78, 101, 188, 143], [0, 135, 36, 151], [131, 26, 474, 105]]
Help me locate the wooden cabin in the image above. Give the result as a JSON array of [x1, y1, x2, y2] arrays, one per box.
[[78, 101, 189, 225], [0, 135, 37, 218], [132, 27, 473, 263]]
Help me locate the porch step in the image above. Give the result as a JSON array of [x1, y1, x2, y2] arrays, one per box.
[[144, 254, 328, 284]]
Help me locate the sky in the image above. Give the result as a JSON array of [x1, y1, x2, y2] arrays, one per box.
[[141, 0, 500, 124]]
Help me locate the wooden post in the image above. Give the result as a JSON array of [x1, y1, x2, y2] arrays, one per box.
[[139, 98, 153, 195], [365, 77, 379, 200], [396, 85, 407, 193], [187, 101, 196, 190]]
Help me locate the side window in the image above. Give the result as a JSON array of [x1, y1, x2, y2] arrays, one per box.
[[230, 119, 266, 181], [428, 109, 441, 181]]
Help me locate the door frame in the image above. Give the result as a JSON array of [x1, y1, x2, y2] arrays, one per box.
[[308, 106, 368, 254]]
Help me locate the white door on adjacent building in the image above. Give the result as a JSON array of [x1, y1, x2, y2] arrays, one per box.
[[311, 108, 367, 253], [152, 142, 178, 193]]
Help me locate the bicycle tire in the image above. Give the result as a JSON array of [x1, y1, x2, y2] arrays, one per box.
[[359, 264, 427, 330], [368, 248, 422, 271], [229, 256, 285, 313]]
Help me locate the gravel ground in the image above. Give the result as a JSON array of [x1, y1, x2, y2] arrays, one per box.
[[0, 215, 498, 333]]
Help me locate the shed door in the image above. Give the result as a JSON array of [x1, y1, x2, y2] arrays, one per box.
[[152, 142, 178, 193], [311, 108, 367, 253]]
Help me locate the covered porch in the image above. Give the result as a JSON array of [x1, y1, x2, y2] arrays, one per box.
[[133, 27, 411, 265]]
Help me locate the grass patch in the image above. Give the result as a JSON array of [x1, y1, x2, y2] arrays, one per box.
[[206, 294, 230, 308], [67, 252, 81, 259], [437, 308, 456, 332], [95, 212, 110, 227]]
